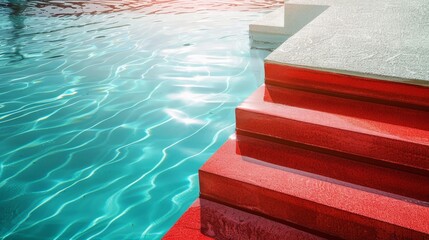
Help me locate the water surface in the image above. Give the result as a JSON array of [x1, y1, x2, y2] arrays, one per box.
[[0, 1, 281, 239]]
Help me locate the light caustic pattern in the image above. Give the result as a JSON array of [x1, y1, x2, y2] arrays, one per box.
[[0, 1, 279, 239]]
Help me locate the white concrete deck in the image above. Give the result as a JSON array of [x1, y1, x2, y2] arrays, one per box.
[[252, 0, 429, 86]]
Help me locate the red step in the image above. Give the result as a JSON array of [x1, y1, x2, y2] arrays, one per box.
[[199, 139, 429, 240], [200, 198, 325, 240], [236, 86, 429, 176], [236, 133, 429, 202], [265, 63, 429, 110], [164, 198, 325, 240], [264, 84, 429, 132]]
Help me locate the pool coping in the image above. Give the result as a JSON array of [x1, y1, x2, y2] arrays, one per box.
[[252, 0, 429, 87]]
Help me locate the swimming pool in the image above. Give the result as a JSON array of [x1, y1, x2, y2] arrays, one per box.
[[0, 1, 280, 239]]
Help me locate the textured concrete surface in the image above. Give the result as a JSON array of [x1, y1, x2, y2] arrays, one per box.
[[250, 6, 285, 35], [264, 0, 429, 85]]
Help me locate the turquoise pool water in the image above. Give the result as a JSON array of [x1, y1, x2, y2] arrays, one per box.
[[0, 1, 280, 239]]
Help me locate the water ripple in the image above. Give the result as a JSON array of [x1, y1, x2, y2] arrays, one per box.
[[0, 1, 275, 239], [0, 0, 283, 17]]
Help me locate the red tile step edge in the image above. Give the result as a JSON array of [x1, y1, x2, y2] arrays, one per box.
[[199, 139, 429, 240], [236, 86, 429, 176], [236, 133, 429, 202], [265, 62, 429, 110]]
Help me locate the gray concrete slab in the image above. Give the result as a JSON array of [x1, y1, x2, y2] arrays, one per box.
[[264, 0, 429, 86], [250, 7, 285, 35], [249, 7, 290, 49]]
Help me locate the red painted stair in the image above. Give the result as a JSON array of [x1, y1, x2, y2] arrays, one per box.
[[165, 63, 429, 239], [199, 139, 429, 240], [236, 86, 429, 177], [236, 133, 429, 202], [265, 63, 429, 110]]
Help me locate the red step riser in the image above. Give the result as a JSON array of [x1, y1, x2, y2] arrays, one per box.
[[235, 87, 429, 175], [236, 133, 429, 202], [199, 198, 326, 240], [265, 62, 429, 110], [264, 84, 429, 131], [199, 140, 429, 240], [236, 107, 429, 175], [201, 172, 429, 240]]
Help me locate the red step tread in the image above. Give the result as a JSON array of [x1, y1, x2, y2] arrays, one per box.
[[236, 86, 429, 175], [265, 62, 429, 110], [236, 133, 429, 202], [199, 139, 429, 240]]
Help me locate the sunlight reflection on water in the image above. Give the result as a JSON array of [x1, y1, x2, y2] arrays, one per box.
[[0, 0, 281, 239]]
